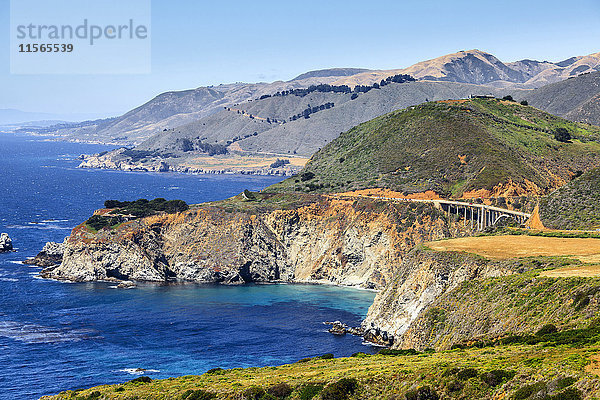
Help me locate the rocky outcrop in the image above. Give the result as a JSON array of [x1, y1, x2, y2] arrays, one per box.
[[362, 248, 519, 348], [0, 233, 13, 253], [39, 196, 472, 288], [24, 240, 65, 267]]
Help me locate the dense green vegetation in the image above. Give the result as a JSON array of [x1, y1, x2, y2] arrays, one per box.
[[105, 198, 189, 216], [540, 167, 600, 230], [42, 341, 598, 399], [269, 99, 600, 197], [85, 198, 189, 231]]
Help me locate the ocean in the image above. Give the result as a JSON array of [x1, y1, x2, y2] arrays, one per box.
[[0, 133, 377, 400]]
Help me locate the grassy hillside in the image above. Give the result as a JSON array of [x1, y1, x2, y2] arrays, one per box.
[[269, 99, 600, 197], [540, 167, 600, 230], [41, 342, 600, 399]]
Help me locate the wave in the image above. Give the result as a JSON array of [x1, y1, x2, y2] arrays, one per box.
[[0, 278, 18, 282], [5, 224, 71, 231], [118, 368, 160, 375], [0, 320, 100, 344]]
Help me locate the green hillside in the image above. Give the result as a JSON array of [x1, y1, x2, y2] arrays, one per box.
[[269, 99, 600, 197], [540, 167, 600, 230]]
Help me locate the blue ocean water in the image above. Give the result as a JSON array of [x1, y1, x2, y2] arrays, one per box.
[[0, 134, 377, 400]]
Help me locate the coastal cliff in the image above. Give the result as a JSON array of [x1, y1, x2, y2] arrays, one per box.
[[364, 249, 600, 350], [39, 194, 471, 289]]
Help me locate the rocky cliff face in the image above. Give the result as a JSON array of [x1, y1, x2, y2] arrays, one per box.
[[363, 249, 600, 350], [24, 240, 65, 267], [362, 249, 518, 346], [40, 196, 471, 289]]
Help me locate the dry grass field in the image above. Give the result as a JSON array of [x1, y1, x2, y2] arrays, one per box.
[[425, 235, 600, 277]]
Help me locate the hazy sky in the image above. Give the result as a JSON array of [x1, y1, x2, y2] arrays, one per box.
[[1, 0, 599, 118]]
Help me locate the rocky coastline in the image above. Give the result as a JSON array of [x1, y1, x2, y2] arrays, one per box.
[[77, 153, 301, 176], [24, 240, 65, 267]]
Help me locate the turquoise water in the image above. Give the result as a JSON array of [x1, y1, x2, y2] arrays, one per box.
[[0, 134, 376, 400]]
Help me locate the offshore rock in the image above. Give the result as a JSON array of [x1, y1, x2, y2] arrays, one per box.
[[24, 240, 65, 267], [0, 233, 13, 253]]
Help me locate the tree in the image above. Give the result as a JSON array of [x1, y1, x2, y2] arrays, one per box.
[[502, 95, 514, 101], [520, 100, 528, 106], [553, 128, 571, 143]]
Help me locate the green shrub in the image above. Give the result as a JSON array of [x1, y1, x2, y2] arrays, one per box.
[[550, 387, 582, 400], [300, 172, 315, 182], [296, 357, 312, 363], [243, 386, 266, 400], [511, 381, 546, 400], [182, 389, 216, 400], [267, 382, 293, 398], [319, 353, 334, 359], [442, 367, 460, 377], [456, 368, 478, 380], [321, 378, 358, 400], [103, 197, 189, 218], [554, 376, 577, 390], [378, 348, 419, 356], [446, 380, 463, 392], [536, 324, 558, 336], [85, 214, 123, 231], [298, 384, 323, 400], [204, 367, 224, 375], [114, 386, 125, 392], [553, 128, 571, 143], [404, 385, 439, 400], [243, 189, 256, 200], [481, 370, 516, 386], [84, 391, 101, 400], [129, 376, 152, 384]]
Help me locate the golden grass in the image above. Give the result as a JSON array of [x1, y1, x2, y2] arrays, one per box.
[[426, 235, 600, 260], [182, 155, 308, 170]]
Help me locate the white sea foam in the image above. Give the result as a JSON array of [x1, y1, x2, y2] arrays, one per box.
[[0, 278, 18, 282], [0, 320, 98, 344], [6, 224, 70, 231], [118, 368, 160, 375]]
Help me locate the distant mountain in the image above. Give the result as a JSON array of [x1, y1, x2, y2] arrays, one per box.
[[81, 81, 527, 174], [25, 77, 352, 145], [333, 50, 600, 88], [0, 108, 110, 125], [291, 68, 371, 81], [18, 49, 600, 159], [525, 71, 600, 126], [269, 98, 600, 197]]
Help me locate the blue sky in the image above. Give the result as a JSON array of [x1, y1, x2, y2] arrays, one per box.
[[1, 0, 599, 118]]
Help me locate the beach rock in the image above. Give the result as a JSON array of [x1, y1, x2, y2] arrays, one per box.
[[24, 240, 65, 266], [325, 321, 347, 336], [324, 321, 365, 337], [0, 233, 13, 253]]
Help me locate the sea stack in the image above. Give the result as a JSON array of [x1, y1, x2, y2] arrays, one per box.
[[0, 233, 13, 253]]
